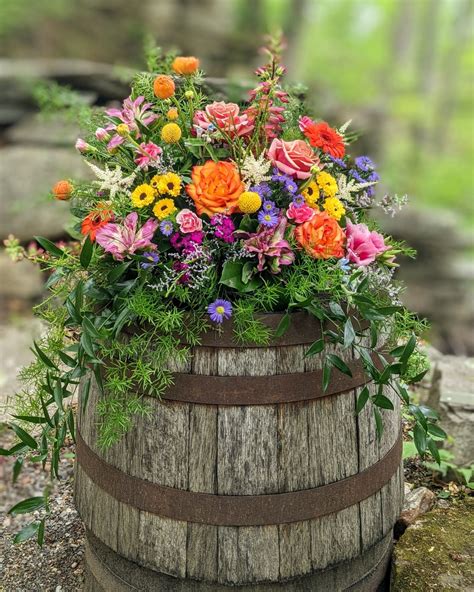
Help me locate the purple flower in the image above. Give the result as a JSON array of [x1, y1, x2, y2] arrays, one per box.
[[258, 209, 279, 227], [211, 215, 235, 243], [262, 199, 277, 212], [271, 168, 290, 183], [95, 212, 158, 261], [349, 169, 365, 184], [292, 194, 305, 207], [355, 156, 375, 172], [172, 261, 190, 284], [207, 299, 233, 324], [284, 178, 298, 194], [170, 231, 204, 253], [249, 183, 271, 198], [160, 220, 174, 236], [240, 217, 295, 274], [328, 155, 347, 169], [141, 251, 160, 269]]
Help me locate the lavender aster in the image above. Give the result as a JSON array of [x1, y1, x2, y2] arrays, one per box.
[[355, 156, 375, 172], [250, 182, 271, 198], [262, 199, 277, 212], [207, 299, 232, 324], [284, 178, 298, 194], [258, 209, 279, 227], [160, 220, 174, 236], [292, 194, 305, 207], [140, 251, 160, 269]]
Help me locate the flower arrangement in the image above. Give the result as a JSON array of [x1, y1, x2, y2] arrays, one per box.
[[3, 37, 445, 544]]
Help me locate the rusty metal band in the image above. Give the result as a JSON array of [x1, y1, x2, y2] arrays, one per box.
[[164, 353, 381, 405], [76, 430, 402, 527], [125, 311, 369, 348]]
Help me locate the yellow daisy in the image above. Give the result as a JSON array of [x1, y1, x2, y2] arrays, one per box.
[[323, 197, 346, 221], [157, 172, 182, 197], [316, 172, 338, 199], [150, 174, 162, 193], [301, 181, 320, 209], [131, 184, 155, 208], [153, 198, 177, 220]]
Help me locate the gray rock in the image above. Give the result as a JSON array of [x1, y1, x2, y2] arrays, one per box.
[[396, 487, 436, 533], [0, 251, 44, 300], [0, 146, 91, 241], [5, 111, 93, 147], [0, 318, 44, 422]]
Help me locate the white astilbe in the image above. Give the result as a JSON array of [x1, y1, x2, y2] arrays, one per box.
[[338, 119, 352, 137], [337, 174, 377, 203], [240, 153, 272, 188], [85, 161, 136, 199]]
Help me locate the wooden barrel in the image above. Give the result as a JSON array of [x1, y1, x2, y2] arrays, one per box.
[[75, 312, 404, 591]]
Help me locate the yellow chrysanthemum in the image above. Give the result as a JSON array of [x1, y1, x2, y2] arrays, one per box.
[[238, 191, 262, 214], [316, 172, 338, 198], [161, 123, 182, 144], [157, 172, 182, 197], [301, 181, 320, 209], [153, 198, 177, 220], [323, 197, 346, 221], [131, 184, 155, 208]]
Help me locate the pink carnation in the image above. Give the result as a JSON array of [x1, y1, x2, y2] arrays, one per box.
[[345, 221, 389, 266], [286, 202, 315, 224], [176, 209, 203, 234]]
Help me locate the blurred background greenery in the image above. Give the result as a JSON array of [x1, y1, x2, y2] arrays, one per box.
[[0, 0, 473, 354]]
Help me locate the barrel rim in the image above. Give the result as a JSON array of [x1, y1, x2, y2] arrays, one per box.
[[76, 429, 402, 527]]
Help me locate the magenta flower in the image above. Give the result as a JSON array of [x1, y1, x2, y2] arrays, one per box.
[[95, 212, 158, 261], [241, 217, 295, 274], [345, 221, 389, 267], [105, 95, 158, 150], [134, 142, 162, 169]]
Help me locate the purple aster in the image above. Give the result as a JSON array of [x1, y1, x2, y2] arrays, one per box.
[[140, 251, 160, 270], [207, 299, 232, 324], [271, 168, 291, 183], [292, 194, 306, 207], [160, 220, 174, 236], [284, 178, 298, 194], [262, 199, 277, 213], [328, 155, 347, 169], [355, 156, 375, 172], [250, 183, 271, 198], [349, 169, 365, 184], [258, 209, 279, 227]]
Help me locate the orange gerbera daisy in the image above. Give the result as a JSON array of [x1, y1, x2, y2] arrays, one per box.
[[81, 203, 114, 241], [172, 56, 200, 75], [153, 75, 175, 99], [299, 116, 345, 159]]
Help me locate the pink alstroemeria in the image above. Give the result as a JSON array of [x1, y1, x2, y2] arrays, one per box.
[[105, 95, 159, 151], [95, 212, 158, 261], [134, 142, 162, 169], [240, 217, 294, 274]]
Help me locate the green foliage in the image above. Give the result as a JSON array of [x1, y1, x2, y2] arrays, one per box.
[[233, 301, 271, 345]]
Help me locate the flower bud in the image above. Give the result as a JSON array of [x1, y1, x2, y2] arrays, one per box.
[[116, 123, 130, 137], [95, 127, 110, 141], [184, 90, 195, 99]]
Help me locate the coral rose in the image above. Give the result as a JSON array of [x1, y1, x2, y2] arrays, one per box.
[[268, 138, 319, 179], [295, 211, 345, 259], [172, 56, 200, 75], [186, 160, 244, 217], [193, 101, 253, 137], [153, 75, 175, 99]]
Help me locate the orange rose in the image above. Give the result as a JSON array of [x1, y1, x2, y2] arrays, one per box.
[[172, 56, 200, 75], [295, 211, 345, 259], [186, 160, 244, 217], [52, 180, 72, 200], [153, 75, 175, 99]]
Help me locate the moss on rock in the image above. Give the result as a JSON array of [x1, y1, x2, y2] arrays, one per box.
[[391, 497, 474, 591]]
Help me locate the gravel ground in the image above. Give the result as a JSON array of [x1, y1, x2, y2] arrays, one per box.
[[0, 428, 85, 592]]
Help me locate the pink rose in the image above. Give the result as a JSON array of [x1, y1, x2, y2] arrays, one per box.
[[176, 209, 203, 234], [286, 202, 315, 224], [193, 101, 253, 137], [345, 221, 389, 266], [268, 139, 319, 179]]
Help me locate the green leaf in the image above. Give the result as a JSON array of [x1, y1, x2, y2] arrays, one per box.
[[13, 521, 41, 544], [377, 305, 402, 316], [327, 354, 352, 377], [241, 261, 255, 284], [370, 323, 378, 349], [11, 415, 47, 424], [329, 301, 345, 319], [402, 441, 418, 459], [343, 318, 355, 348], [408, 368, 430, 384], [427, 423, 447, 440], [397, 385, 410, 405], [9, 496, 45, 516], [13, 458, 23, 484], [82, 317, 102, 340], [108, 261, 131, 283], [413, 423, 427, 456], [80, 331, 96, 359], [34, 236, 64, 258], [219, 260, 261, 293], [390, 344, 406, 357], [356, 386, 370, 414], [373, 394, 394, 410], [37, 518, 45, 546], [322, 361, 331, 391], [58, 350, 77, 368], [80, 235, 93, 268], [67, 408, 76, 442], [274, 313, 290, 338], [427, 437, 441, 464], [10, 424, 38, 450], [32, 342, 58, 370], [305, 338, 325, 357], [373, 407, 384, 439], [400, 334, 416, 369], [53, 381, 64, 412]]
